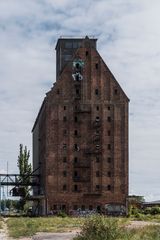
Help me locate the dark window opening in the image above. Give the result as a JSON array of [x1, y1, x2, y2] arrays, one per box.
[[108, 171, 111, 177], [63, 171, 67, 177], [107, 157, 111, 163], [81, 205, 85, 211], [86, 51, 89, 56], [96, 185, 100, 190], [95, 63, 98, 69], [108, 106, 110, 110], [74, 144, 79, 151], [114, 89, 118, 95], [62, 205, 66, 210], [108, 130, 111, 136], [73, 205, 78, 210], [74, 157, 78, 163], [63, 144, 67, 150], [75, 105, 78, 110], [96, 106, 99, 111], [74, 130, 78, 136], [96, 171, 100, 177], [74, 171, 78, 177], [107, 116, 111, 122], [95, 89, 99, 95], [63, 129, 67, 135], [74, 185, 78, 191], [96, 116, 100, 121], [53, 205, 57, 210], [57, 89, 60, 94], [64, 106, 66, 110], [89, 205, 93, 210], [63, 157, 67, 163], [96, 156, 100, 162], [108, 144, 111, 150], [97, 205, 101, 213], [76, 89, 80, 95], [107, 185, 111, 191], [63, 116, 67, 122], [63, 184, 67, 191], [74, 116, 78, 122]]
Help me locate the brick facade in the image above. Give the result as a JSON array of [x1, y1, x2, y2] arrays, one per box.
[[32, 37, 129, 215]]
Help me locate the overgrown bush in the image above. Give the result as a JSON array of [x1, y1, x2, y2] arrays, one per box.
[[74, 215, 121, 240]]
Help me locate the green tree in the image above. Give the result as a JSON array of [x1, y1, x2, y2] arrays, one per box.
[[17, 144, 32, 210]]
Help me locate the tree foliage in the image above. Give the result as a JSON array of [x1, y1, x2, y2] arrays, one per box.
[[17, 144, 32, 209]]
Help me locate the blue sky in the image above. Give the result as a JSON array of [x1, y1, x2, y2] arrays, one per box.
[[0, 0, 160, 201]]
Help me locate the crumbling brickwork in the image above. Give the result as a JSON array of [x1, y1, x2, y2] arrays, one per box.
[[32, 37, 129, 215]]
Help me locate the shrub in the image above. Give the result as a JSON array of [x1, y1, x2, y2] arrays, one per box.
[[74, 215, 121, 240]]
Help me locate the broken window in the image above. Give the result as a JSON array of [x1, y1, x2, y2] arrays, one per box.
[[108, 106, 110, 110], [107, 185, 111, 191], [74, 185, 78, 191], [63, 184, 67, 191], [114, 89, 118, 95], [74, 130, 78, 136], [107, 116, 111, 122], [74, 144, 79, 151], [64, 106, 66, 110], [107, 157, 111, 163], [86, 51, 89, 56], [74, 157, 78, 163], [108, 130, 111, 136], [74, 116, 78, 122], [95, 63, 98, 69], [108, 144, 111, 150]]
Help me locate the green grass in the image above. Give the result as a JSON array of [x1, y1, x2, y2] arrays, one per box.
[[7, 217, 84, 238]]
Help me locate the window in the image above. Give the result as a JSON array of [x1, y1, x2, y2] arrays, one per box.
[[63, 171, 67, 177], [96, 106, 99, 111], [81, 205, 85, 211], [74, 157, 78, 163], [64, 54, 72, 61], [107, 116, 111, 122], [62, 205, 66, 210], [108, 144, 111, 150], [96, 156, 100, 162], [74, 185, 78, 191], [76, 89, 80, 95], [86, 51, 89, 56], [107, 157, 111, 163], [96, 185, 100, 190], [63, 184, 67, 191], [114, 89, 118, 95], [63, 144, 66, 150], [96, 116, 100, 121], [63, 129, 67, 135], [108, 106, 110, 110], [107, 185, 111, 191], [89, 205, 93, 210], [74, 116, 78, 122], [64, 106, 66, 110], [57, 89, 60, 94], [63, 116, 67, 122], [74, 130, 78, 136], [65, 42, 72, 48], [108, 130, 111, 136], [95, 63, 98, 69], [73, 205, 78, 210], [96, 171, 100, 177], [74, 171, 78, 177], [108, 171, 111, 177], [63, 157, 67, 163], [74, 144, 79, 151], [53, 205, 57, 210], [95, 89, 99, 95]]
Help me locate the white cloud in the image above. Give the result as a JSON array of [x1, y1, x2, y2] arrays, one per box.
[[0, 0, 160, 200]]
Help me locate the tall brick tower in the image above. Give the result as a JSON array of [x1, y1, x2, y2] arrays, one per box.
[[32, 36, 129, 215]]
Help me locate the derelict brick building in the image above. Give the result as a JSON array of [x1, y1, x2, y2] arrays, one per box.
[[32, 36, 129, 215]]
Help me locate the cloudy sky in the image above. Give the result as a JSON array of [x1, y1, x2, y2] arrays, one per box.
[[0, 0, 160, 201]]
